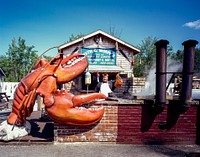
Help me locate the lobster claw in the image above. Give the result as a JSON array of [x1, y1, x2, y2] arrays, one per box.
[[46, 90, 107, 125]]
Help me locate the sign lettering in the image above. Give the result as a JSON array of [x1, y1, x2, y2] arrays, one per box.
[[81, 48, 116, 66]]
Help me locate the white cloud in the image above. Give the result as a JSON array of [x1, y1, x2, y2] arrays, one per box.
[[183, 19, 200, 29]]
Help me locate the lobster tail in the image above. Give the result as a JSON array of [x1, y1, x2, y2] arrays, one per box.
[[7, 83, 37, 125]]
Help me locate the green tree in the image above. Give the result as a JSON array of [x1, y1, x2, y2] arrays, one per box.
[[67, 33, 85, 43], [170, 50, 183, 64], [0, 37, 38, 82], [0, 56, 12, 80], [170, 48, 200, 74], [134, 36, 158, 77], [194, 48, 200, 73], [134, 37, 174, 77]]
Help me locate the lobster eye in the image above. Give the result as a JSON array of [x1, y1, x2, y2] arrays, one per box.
[[50, 60, 57, 65], [50, 54, 63, 65]]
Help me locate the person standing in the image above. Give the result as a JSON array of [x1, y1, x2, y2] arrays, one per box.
[[95, 73, 123, 97]]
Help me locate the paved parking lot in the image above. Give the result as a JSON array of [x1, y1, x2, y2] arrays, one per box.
[[0, 143, 200, 157]]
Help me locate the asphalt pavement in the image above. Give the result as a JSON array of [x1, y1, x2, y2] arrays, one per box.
[[0, 143, 200, 157]]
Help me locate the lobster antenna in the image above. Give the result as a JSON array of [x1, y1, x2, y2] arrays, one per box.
[[28, 46, 59, 73], [38, 46, 59, 59]]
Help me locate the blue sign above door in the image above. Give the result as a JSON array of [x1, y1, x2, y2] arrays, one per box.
[[81, 48, 116, 66]]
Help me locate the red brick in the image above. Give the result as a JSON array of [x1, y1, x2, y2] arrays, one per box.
[[54, 104, 198, 144]]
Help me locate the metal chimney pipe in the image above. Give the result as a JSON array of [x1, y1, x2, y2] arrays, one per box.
[[181, 40, 198, 107], [154, 40, 169, 108]]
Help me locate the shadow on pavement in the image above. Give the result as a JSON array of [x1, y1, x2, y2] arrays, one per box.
[[147, 145, 186, 156]]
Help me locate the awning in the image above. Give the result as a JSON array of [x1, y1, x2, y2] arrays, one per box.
[[87, 65, 125, 73]]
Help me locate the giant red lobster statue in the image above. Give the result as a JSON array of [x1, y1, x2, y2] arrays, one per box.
[[7, 53, 106, 127]]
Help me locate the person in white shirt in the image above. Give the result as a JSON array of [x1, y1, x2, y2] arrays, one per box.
[[95, 73, 122, 97]]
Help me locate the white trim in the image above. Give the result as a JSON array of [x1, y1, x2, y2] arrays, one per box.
[[59, 30, 140, 53], [88, 65, 124, 72]]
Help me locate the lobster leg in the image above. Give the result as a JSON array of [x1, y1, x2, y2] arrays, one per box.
[[18, 94, 29, 124], [25, 89, 37, 117], [19, 89, 37, 119], [36, 76, 57, 107]]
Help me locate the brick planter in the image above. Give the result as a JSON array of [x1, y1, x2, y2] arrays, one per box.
[[54, 101, 200, 144]]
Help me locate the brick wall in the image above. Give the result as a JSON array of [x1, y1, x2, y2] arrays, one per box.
[[114, 77, 146, 98], [54, 102, 199, 144]]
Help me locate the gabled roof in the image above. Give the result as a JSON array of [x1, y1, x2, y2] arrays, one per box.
[[58, 29, 140, 53]]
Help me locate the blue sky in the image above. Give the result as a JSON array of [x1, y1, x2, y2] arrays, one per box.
[[0, 0, 200, 56]]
